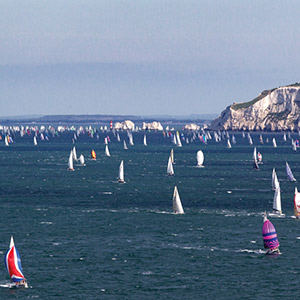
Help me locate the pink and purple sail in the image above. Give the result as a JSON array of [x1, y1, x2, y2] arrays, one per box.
[[262, 220, 279, 250]]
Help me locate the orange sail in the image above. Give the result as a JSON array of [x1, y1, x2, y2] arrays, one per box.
[[91, 149, 96, 160]]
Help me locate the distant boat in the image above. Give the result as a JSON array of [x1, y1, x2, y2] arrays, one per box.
[[294, 187, 300, 218], [79, 154, 85, 166], [5, 236, 27, 287], [167, 156, 174, 176], [123, 140, 128, 150], [272, 138, 277, 148], [105, 145, 111, 157], [33, 136, 37, 146], [257, 152, 262, 163], [143, 134, 147, 146], [272, 168, 279, 190], [117, 133, 121, 142], [253, 147, 257, 161], [172, 186, 184, 214], [68, 150, 75, 171], [5, 136, 9, 146], [260, 134, 264, 144], [91, 149, 96, 160], [170, 149, 174, 164], [196, 150, 204, 167], [286, 162, 296, 181], [269, 186, 285, 217], [227, 139, 232, 148], [283, 133, 287, 141], [118, 160, 125, 183], [292, 140, 297, 151], [253, 155, 259, 170], [176, 131, 182, 147], [72, 146, 78, 161], [262, 213, 280, 255]]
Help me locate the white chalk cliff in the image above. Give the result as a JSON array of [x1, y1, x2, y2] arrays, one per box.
[[184, 123, 200, 131], [142, 121, 163, 131], [210, 84, 300, 131], [114, 120, 135, 130]]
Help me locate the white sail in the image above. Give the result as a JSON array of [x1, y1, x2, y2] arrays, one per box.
[[292, 140, 297, 151], [117, 133, 121, 142], [196, 150, 204, 167], [283, 133, 287, 141], [253, 147, 257, 161], [79, 154, 85, 166], [123, 140, 128, 150], [72, 146, 78, 161], [272, 138, 277, 148], [105, 145, 111, 157], [68, 150, 74, 170], [176, 132, 182, 147], [143, 134, 147, 146], [172, 186, 184, 214], [248, 135, 253, 145], [9, 236, 14, 248], [5, 136, 9, 146], [167, 156, 174, 176], [104, 137, 108, 145], [172, 134, 177, 145], [286, 162, 296, 181], [227, 139, 232, 148], [273, 186, 282, 214], [294, 187, 300, 218], [272, 168, 280, 190], [170, 149, 174, 164], [33, 136, 37, 146], [118, 160, 125, 183]]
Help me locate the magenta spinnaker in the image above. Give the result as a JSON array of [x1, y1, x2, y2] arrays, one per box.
[[262, 220, 279, 250]]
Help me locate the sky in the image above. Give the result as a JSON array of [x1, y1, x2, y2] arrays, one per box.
[[1, 0, 300, 117]]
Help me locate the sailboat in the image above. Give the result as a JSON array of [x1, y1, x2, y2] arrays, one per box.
[[5, 236, 27, 287], [68, 150, 75, 171], [253, 147, 257, 162], [272, 168, 280, 190], [91, 149, 96, 160], [196, 150, 204, 167], [5, 135, 9, 146], [117, 133, 121, 142], [79, 154, 85, 166], [257, 152, 262, 163], [176, 131, 182, 147], [227, 139, 232, 148], [253, 155, 259, 170], [292, 140, 297, 151], [143, 134, 147, 146], [105, 145, 111, 157], [294, 187, 300, 218], [118, 160, 125, 183], [286, 162, 297, 181], [33, 136, 37, 146], [172, 186, 184, 214], [123, 140, 128, 150], [272, 138, 277, 148], [167, 156, 174, 176], [170, 149, 174, 164], [262, 213, 280, 255], [269, 186, 285, 217], [72, 146, 78, 161]]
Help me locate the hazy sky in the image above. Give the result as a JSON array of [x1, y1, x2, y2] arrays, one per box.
[[1, 0, 300, 117]]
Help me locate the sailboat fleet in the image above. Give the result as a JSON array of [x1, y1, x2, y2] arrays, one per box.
[[3, 124, 300, 270]]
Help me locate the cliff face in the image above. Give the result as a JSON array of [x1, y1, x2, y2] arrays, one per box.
[[210, 85, 300, 131]]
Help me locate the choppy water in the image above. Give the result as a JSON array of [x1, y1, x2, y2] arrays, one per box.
[[0, 131, 300, 299]]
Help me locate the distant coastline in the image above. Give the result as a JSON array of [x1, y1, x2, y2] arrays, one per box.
[[0, 114, 217, 126]]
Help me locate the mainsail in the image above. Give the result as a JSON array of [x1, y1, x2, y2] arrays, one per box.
[[172, 186, 184, 214], [79, 154, 85, 166], [105, 145, 111, 157], [118, 160, 125, 183], [72, 146, 78, 161], [167, 156, 174, 176], [273, 186, 282, 214], [91, 149, 96, 160], [286, 162, 296, 181], [262, 219, 280, 250], [294, 187, 300, 218], [272, 138, 277, 148], [176, 132, 182, 147], [272, 168, 279, 190], [143, 134, 147, 146], [196, 150, 204, 167], [5, 237, 26, 283], [68, 150, 74, 170]]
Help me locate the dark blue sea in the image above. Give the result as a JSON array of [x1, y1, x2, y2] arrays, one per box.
[[0, 130, 299, 299]]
